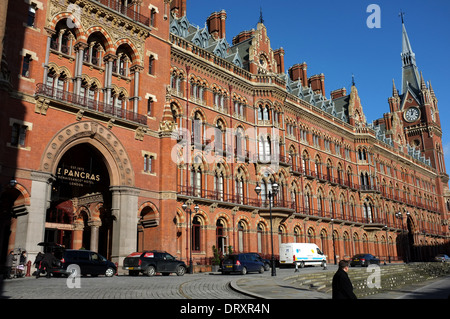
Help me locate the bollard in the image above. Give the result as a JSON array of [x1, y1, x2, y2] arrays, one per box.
[[26, 260, 32, 277], [115, 262, 118, 276]]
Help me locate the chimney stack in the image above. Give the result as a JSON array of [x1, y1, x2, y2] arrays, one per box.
[[273, 48, 285, 74], [170, 0, 187, 19], [330, 88, 347, 100], [207, 10, 227, 40], [288, 62, 308, 87]]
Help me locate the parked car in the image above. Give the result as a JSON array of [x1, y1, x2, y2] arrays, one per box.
[[123, 251, 187, 276], [61, 249, 116, 277], [248, 253, 271, 271], [350, 254, 380, 267], [37, 242, 116, 277], [221, 253, 265, 275], [434, 254, 450, 262]]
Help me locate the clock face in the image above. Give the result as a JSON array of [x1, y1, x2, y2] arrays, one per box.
[[404, 107, 420, 122]]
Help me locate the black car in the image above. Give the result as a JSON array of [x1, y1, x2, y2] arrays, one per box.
[[123, 251, 187, 276], [350, 254, 380, 267], [36, 242, 116, 277], [221, 253, 265, 275], [61, 249, 116, 277]]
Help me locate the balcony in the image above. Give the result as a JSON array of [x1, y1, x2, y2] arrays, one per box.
[[177, 185, 295, 212], [35, 83, 147, 126], [93, 0, 150, 26], [177, 185, 259, 207]]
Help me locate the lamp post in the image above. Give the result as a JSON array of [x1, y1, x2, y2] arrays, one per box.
[[383, 225, 391, 263], [182, 202, 199, 274], [255, 181, 278, 276], [331, 218, 337, 265], [395, 211, 410, 263]]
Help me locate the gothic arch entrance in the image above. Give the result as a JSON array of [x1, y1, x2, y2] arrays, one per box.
[[15, 121, 140, 265], [47, 143, 113, 258]]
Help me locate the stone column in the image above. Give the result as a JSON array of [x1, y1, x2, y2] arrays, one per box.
[[74, 42, 87, 96], [14, 171, 54, 262], [72, 220, 84, 250], [43, 28, 55, 84], [88, 219, 102, 253], [110, 186, 140, 269], [130, 65, 143, 113]]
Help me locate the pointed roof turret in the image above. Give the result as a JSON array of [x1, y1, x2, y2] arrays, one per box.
[[400, 13, 420, 95], [392, 78, 399, 98]]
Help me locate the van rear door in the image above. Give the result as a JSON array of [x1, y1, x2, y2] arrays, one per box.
[[280, 244, 292, 264]]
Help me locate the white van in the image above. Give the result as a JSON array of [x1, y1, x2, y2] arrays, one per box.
[[279, 243, 327, 268]]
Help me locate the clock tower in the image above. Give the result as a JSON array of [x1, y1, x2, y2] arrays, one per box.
[[397, 17, 446, 178]]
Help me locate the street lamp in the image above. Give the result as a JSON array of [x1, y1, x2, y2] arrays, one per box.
[[331, 219, 337, 265], [182, 202, 199, 274], [383, 225, 391, 264], [255, 181, 278, 276]]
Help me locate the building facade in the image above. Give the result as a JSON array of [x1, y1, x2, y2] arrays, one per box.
[[1, 0, 449, 269]]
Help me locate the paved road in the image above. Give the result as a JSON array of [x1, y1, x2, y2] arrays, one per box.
[[1, 266, 449, 300], [0, 272, 250, 299]]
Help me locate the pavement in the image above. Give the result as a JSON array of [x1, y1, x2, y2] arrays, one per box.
[[228, 266, 450, 299]]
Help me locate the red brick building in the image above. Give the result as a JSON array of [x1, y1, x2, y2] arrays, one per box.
[[1, 0, 449, 270]]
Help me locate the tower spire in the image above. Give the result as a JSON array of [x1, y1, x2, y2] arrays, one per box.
[[259, 7, 264, 24], [400, 12, 420, 95]]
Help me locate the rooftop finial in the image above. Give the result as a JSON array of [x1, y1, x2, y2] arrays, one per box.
[[259, 7, 264, 24], [399, 10, 405, 24], [352, 74, 355, 86]]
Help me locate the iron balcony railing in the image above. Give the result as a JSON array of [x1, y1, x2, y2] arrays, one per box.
[[177, 185, 295, 209], [35, 83, 147, 125], [94, 0, 150, 26]]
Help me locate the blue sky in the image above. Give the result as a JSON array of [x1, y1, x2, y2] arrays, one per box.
[[185, 0, 450, 167]]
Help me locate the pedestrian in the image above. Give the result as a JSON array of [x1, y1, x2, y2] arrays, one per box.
[[332, 260, 357, 299], [16, 251, 27, 277], [33, 252, 44, 278], [4, 251, 16, 279], [40, 252, 57, 278]]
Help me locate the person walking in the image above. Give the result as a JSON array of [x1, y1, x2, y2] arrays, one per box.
[[33, 252, 44, 278], [41, 252, 57, 278], [332, 260, 357, 299]]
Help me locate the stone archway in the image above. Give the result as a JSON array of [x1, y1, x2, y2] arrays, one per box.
[[39, 121, 134, 186], [16, 121, 140, 265]]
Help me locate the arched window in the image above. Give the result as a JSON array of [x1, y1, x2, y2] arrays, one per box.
[[259, 136, 271, 162], [363, 199, 373, 223], [235, 167, 245, 204], [294, 226, 302, 243], [238, 221, 246, 252], [257, 223, 265, 253], [214, 163, 225, 200], [192, 215, 201, 252]]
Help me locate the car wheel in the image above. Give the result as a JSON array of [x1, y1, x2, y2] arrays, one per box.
[[259, 266, 264, 274], [240, 267, 247, 275], [299, 261, 305, 268], [105, 267, 115, 277], [144, 265, 156, 276], [321, 261, 327, 268], [264, 263, 270, 271], [176, 265, 186, 276]]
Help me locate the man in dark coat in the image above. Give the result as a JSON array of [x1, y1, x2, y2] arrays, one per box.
[[332, 260, 357, 299], [37, 252, 57, 278]]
